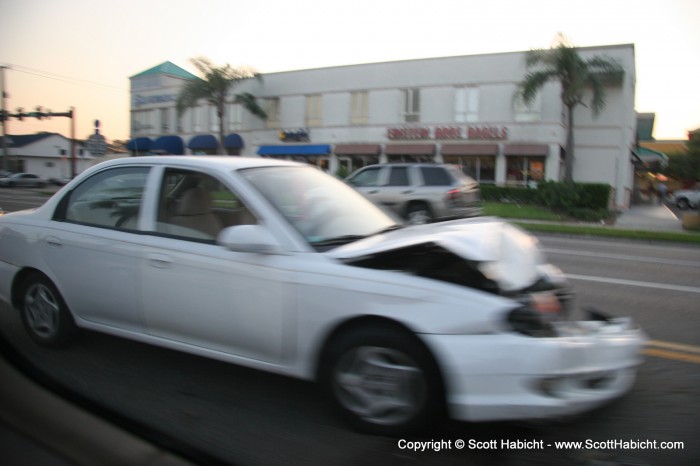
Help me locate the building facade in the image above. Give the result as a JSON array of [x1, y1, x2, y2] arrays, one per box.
[[129, 45, 638, 208], [0, 133, 95, 179]]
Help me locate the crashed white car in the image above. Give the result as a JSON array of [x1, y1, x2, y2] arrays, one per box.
[[0, 156, 645, 435]]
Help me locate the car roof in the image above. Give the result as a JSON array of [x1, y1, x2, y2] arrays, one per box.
[[94, 156, 302, 172]]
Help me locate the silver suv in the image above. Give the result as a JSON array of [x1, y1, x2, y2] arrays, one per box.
[[346, 163, 481, 224]]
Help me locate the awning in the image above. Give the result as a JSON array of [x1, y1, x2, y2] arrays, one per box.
[[126, 137, 153, 151], [441, 143, 498, 156], [334, 144, 381, 155], [188, 134, 218, 150], [257, 144, 331, 156], [384, 144, 436, 156], [151, 135, 185, 155], [503, 144, 549, 156], [224, 133, 244, 149]]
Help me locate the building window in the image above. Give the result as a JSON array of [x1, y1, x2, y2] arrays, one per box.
[[454, 87, 479, 123], [506, 156, 545, 187], [132, 110, 153, 135], [210, 105, 220, 132], [444, 156, 495, 183], [265, 98, 280, 129], [227, 104, 243, 131], [160, 108, 170, 133], [193, 106, 203, 132], [513, 91, 542, 122], [351, 91, 369, 125], [403, 88, 420, 123], [306, 94, 323, 127]]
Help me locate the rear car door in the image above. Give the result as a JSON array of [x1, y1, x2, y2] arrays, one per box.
[[40, 166, 150, 332]]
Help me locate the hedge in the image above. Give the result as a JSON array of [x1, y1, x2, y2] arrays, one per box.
[[481, 181, 612, 221]]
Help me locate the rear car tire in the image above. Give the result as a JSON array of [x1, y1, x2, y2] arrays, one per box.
[[406, 203, 433, 225], [19, 273, 77, 347], [320, 325, 444, 435]]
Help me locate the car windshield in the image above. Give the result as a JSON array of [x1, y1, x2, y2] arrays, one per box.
[[240, 166, 400, 248]]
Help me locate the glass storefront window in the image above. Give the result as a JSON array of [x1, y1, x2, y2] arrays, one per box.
[[506, 156, 545, 187], [444, 156, 495, 183]]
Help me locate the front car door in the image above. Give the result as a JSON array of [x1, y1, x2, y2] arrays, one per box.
[[139, 167, 293, 364]]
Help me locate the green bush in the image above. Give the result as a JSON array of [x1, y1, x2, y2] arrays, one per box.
[[480, 185, 539, 204], [481, 181, 612, 221]]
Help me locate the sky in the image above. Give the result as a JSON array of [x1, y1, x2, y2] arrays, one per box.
[[1, 0, 699, 142]]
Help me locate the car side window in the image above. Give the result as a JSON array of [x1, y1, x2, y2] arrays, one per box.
[[420, 167, 453, 186], [156, 168, 257, 241], [61, 167, 149, 229], [387, 167, 410, 187], [348, 167, 381, 187]]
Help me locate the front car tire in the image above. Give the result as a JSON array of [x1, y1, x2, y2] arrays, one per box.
[[320, 325, 444, 435]]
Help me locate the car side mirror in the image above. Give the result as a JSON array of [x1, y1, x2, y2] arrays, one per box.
[[217, 225, 284, 255]]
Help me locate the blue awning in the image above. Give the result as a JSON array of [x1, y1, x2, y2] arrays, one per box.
[[257, 144, 331, 156], [224, 133, 244, 149], [151, 135, 185, 155], [188, 134, 218, 150], [126, 137, 153, 151]]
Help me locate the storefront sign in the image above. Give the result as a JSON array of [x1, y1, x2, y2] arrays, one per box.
[[279, 128, 310, 142], [387, 125, 508, 141], [133, 94, 177, 107]]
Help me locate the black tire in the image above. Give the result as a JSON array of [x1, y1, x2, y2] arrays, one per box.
[[319, 325, 444, 436], [19, 273, 77, 347], [676, 198, 690, 210], [405, 202, 433, 225]]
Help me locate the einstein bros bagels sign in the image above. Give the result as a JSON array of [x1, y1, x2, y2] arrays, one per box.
[[387, 125, 508, 141]]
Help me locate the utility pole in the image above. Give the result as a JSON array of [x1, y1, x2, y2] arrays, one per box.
[[1, 65, 9, 171]]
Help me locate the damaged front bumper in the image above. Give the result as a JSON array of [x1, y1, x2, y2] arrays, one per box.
[[423, 310, 647, 422]]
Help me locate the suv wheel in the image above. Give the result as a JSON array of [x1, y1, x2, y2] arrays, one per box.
[[406, 203, 433, 225], [677, 198, 690, 210]]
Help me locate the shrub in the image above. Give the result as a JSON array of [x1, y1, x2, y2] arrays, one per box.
[[482, 181, 612, 221]]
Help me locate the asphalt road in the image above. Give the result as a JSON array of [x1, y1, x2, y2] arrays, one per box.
[[0, 189, 699, 465]]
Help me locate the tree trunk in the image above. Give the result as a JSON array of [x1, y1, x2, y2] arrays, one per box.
[[564, 103, 575, 182], [217, 105, 225, 155]]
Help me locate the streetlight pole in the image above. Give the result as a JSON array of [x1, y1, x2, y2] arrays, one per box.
[[1, 65, 9, 171]]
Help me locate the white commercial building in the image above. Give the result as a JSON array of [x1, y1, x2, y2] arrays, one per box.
[[0, 133, 95, 180], [129, 44, 637, 208]]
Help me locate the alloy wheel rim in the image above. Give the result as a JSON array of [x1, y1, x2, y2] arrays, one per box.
[[25, 283, 60, 339], [333, 346, 426, 425]]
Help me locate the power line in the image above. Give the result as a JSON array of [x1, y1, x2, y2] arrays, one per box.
[[3, 63, 129, 96]]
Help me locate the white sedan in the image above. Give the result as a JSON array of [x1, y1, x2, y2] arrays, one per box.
[[0, 156, 645, 435]]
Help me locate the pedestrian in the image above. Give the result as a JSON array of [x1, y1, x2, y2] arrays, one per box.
[[657, 182, 667, 205]]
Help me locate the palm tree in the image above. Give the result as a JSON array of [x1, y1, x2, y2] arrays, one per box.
[[176, 57, 267, 154], [516, 36, 623, 181]]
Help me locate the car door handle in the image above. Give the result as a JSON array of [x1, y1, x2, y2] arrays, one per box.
[[368, 190, 379, 194], [45, 236, 63, 248], [148, 253, 173, 269], [401, 190, 413, 194]]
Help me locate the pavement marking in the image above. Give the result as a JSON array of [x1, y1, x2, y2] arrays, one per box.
[[543, 248, 700, 268], [565, 273, 700, 294], [647, 339, 700, 354], [643, 348, 700, 364], [643, 340, 700, 364]]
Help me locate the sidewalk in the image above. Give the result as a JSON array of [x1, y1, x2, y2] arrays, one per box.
[[614, 204, 684, 232]]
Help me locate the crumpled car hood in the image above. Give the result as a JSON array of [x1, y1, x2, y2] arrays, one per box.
[[327, 217, 547, 292]]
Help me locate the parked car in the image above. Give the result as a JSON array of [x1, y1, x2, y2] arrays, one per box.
[[669, 183, 700, 210], [346, 163, 482, 224], [0, 172, 47, 188], [0, 156, 645, 435]]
